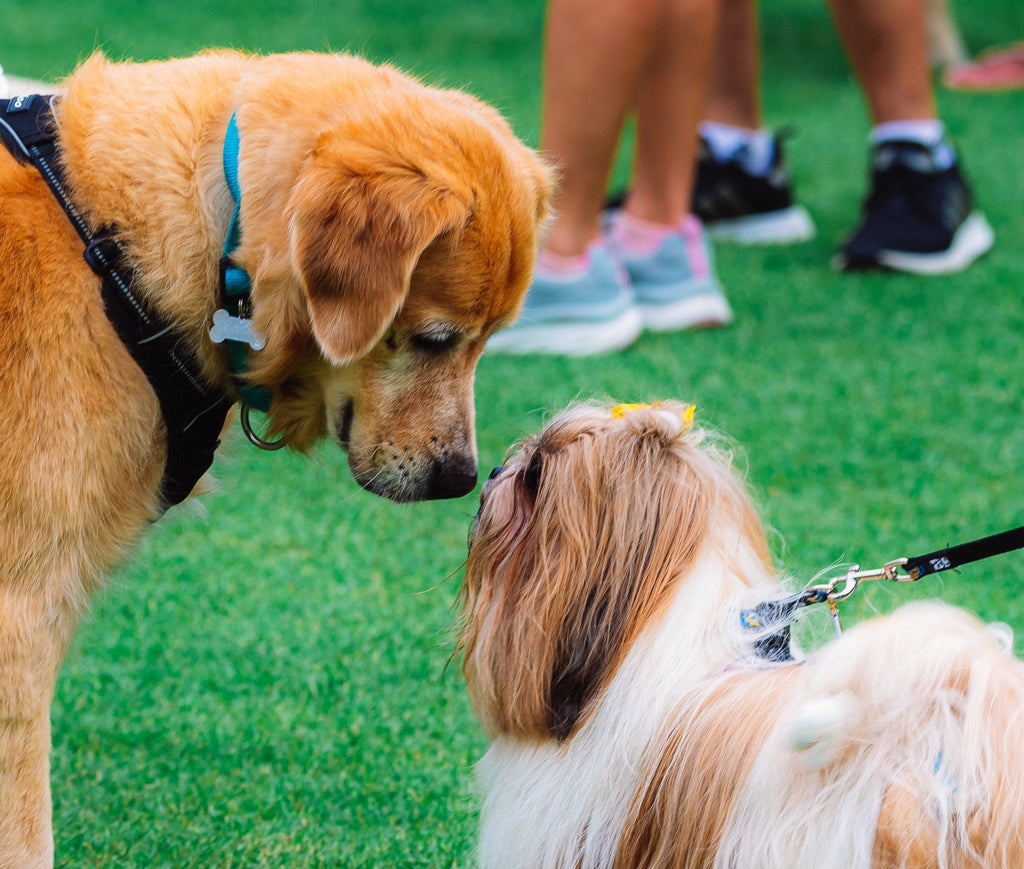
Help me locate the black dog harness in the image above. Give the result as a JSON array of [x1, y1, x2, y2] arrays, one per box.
[[0, 95, 234, 510]]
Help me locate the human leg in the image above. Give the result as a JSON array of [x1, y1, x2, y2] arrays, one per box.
[[490, 0, 663, 355], [827, 0, 934, 124], [540, 0, 665, 258], [828, 0, 993, 272], [704, 0, 761, 129], [604, 0, 731, 330], [492, 0, 729, 354], [691, 0, 815, 244], [627, 0, 718, 223]]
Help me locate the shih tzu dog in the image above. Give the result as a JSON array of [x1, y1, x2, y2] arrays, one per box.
[[457, 401, 1024, 868]]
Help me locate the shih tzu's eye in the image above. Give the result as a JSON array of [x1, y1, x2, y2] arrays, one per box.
[[523, 454, 543, 495], [479, 465, 504, 503], [483, 464, 504, 494], [472, 465, 505, 542]]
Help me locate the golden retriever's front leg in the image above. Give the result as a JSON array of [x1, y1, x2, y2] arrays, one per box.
[[0, 593, 76, 869]]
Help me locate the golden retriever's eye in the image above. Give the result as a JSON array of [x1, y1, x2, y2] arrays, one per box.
[[411, 330, 461, 354]]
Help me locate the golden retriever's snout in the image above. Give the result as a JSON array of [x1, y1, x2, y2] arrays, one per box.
[[349, 445, 478, 502], [427, 454, 477, 500]]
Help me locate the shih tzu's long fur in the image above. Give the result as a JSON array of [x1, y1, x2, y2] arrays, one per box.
[[458, 402, 1024, 868]]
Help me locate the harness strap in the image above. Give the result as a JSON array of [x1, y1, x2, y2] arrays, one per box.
[[0, 94, 233, 510], [740, 594, 805, 663]]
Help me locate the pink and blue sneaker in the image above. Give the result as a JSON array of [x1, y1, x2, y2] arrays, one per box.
[[487, 242, 642, 355], [488, 214, 731, 356], [607, 212, 733, 332]]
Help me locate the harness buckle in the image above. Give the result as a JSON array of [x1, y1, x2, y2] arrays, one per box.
[[83, 235, 125, 277]]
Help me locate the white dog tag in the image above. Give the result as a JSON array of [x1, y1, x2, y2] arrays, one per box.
[[209, 308, 266, 351]]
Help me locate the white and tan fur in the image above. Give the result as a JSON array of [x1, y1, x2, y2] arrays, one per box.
[[0, 51, 551, 867], [459, 402, 1024, 868]]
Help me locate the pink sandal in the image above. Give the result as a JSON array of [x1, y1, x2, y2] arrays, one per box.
[[944, 41, 1024, 91]]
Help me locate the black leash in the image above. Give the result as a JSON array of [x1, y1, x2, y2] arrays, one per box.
[[903, 524, 1024, 580], [743, 523, 1024, 663], [0, 94, 234, 510]]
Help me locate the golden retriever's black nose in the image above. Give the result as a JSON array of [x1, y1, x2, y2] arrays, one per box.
[[427, 457, 478, 499]]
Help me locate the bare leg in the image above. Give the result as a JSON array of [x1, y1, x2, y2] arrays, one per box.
[[704, 0, 761, 129], [492, 0, 730, 354], [629, 0, 720, 223], [827, 0, 936, 123], [540, 0, 664, 256], [830, 0, 993, 273], [541, 0, 720, 254]]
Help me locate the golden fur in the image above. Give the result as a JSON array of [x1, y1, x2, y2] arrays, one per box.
[[460, 402, 1024, 868], [0, 51, 550, 867]]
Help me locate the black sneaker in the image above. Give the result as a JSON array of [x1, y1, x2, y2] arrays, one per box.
[[835, 140, 994, 274], [691, 133, 815, 245]]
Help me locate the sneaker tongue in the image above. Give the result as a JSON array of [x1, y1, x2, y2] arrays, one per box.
[[874, 141, 939, 174]]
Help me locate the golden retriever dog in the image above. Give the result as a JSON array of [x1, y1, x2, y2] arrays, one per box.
[[0, 51, 550, 867], [459, 402, 1024, 868]]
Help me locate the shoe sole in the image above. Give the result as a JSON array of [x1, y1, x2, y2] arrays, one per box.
[[486, 306, 643, 356], [833, 212, 995, 275], [637, 290, 734, 332], [706, 205, 816, 245]]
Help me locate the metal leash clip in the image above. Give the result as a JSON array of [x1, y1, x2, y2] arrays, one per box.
[[801, 558, 910, 637], [803, 557, 911, 605]]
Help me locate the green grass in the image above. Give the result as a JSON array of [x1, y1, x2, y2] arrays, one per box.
[[7, 0, 1024, 865]]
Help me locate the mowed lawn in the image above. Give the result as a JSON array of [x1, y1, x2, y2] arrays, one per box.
[[5, 0, 1024, 865]]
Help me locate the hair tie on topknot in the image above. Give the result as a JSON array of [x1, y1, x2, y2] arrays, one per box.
[[611, 402, 650, 418], [611, 401, 696, 429]]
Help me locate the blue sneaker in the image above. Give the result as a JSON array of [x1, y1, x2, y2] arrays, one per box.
[[609, 214, 733, 332], [487, 243, 642, 355]]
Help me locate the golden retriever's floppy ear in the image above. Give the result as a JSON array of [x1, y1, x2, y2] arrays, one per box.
[[288, 144, 470, 364]]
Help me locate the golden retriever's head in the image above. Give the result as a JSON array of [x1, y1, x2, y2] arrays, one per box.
[[243, 60, 553, 502]]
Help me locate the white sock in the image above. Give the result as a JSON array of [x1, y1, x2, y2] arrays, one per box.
[[699, 121, 776, 176], [871, 120, 955, 169]]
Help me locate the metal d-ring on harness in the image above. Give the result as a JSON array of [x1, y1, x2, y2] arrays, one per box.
[[743, 523, 1024, 663], [239, 404, 286, 451]]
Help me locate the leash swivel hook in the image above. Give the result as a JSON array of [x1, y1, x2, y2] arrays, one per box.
[[240, 403, 287, 451], [804, 558, 911, 606]]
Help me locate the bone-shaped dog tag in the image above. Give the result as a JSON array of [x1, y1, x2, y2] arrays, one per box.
[[209, 308, 267, 351]]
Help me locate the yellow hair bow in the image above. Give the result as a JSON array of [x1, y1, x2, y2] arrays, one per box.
[[610, 402, 696, 429], [611, 402, 652, 418]]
